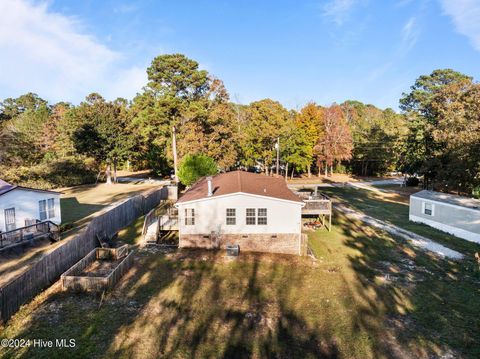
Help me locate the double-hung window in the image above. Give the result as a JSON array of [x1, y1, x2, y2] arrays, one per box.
[[246, 208, 256, 225], [257, 208, 267, 225], [47, 198, 55, 218], [185, 208, 195, 225], [226, 208, 236, 225], [39, 200, 47, 221], [39, 198, 55, 221]]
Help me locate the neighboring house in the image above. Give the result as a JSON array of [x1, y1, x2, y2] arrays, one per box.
[[0, 179, 61, 233], [409, 190, 480, 243], [175, 171, 305, 255]]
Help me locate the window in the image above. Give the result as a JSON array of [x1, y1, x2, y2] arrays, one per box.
[[424, 202, 433, 216], [258, 208, 267, 225], [246, 208, 256, 225], [39, 200, 47, 221], [185, 208, 195, 225], [4, 208, 16, 231], [47, 198, 55, 218], [226, 208, 236, 225]]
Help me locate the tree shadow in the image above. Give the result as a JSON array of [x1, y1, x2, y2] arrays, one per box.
[[22, 248, 336, 358], [336, 210, 480, 358], [6, 211, 479, 359]]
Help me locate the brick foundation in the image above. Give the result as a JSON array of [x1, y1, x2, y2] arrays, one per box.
[[179, 233, 301, 255]]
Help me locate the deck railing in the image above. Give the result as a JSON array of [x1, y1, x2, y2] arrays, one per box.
[[0, 221, 59, 248]]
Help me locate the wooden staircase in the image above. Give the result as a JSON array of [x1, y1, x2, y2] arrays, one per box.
[[142, 205, 178, 246]]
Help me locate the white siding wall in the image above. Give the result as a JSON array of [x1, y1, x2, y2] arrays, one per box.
[[409, 196, 480, 243], [0, 189, 61, 232], [176, 194, 302, 235]]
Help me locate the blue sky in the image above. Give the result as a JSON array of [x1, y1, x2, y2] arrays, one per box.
[[1, 0, 479, 110]]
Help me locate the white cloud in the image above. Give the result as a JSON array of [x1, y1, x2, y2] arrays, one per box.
[[114, 3, 138, 14], [0, 0, 147, 103], [366, 17, 419, 83], [440, 0, 480, 51], [401, 17, 419, 51], [322, 0, 358, 25]]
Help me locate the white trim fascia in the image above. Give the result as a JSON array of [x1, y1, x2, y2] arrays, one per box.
[[175, 192, 306, 207], [411, 196, 480, 214], [409, 214, 480, 244]]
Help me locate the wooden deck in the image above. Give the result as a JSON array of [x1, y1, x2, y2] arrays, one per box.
[[0, 221, 59, 251], [302, 199, 332, 215], [295, 189, 333, 231]]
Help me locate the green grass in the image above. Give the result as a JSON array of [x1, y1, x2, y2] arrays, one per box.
[[321, 186, 480, 255], [60, 197, 106, 226], [60, 182, 161, 227], [117, 215, 145, 245], [1, 211, 479, 358]]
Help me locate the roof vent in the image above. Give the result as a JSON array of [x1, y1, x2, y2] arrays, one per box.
[[264, 188, 267, 193], [207, 177, 213, 197]]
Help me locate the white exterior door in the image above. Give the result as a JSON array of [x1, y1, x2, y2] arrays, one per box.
[[4, 208, 16, 231]]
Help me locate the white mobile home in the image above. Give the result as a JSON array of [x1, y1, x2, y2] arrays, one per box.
[[0, 180, 61, 233], [409, 190, 480, 243], [175, 171, 305, 255]]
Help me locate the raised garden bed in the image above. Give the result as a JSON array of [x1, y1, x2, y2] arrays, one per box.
[[61, 245, 134, 292]]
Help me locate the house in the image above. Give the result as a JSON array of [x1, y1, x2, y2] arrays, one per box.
[[409, 190, 480, 243], [174, 171, 305, 255], [0, 179, 61, 233]]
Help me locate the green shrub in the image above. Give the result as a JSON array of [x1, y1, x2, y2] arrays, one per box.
[[178, 154, 218, 186], [334, 163, 348, 174], [473, 186, 480, 199]]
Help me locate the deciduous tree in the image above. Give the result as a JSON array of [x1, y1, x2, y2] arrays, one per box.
[[314, 104, 353, 176]]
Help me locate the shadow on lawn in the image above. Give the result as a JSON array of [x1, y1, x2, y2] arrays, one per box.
[[338, 212, 480, 358], [6, 249, 338, 359], [104, 250, 337, 359]]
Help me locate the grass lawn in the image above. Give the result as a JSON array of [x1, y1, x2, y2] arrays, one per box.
[[372, 184, 422, 196], [320, 186, 480, 256], [1, 211, 479, 358], [287, 174, 396, 185], [60, 182, 161, 227]]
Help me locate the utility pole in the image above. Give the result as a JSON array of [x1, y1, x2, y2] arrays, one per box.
[[275, 137, 280, 176], [172, 126, 178, 183]]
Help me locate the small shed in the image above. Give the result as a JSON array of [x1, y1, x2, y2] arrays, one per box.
[[409, 190, 480, 243]]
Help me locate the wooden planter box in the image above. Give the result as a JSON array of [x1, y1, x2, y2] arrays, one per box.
[[61, 245, 134, 292]]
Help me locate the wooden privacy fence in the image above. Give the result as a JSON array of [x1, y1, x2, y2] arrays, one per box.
[[300, 233, 308, 256], [0, 186, 169, 323]]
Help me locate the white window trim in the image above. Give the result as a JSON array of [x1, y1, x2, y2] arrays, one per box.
[[185, 208, 195, 225], [226, 208, 236, 225], [246, 208, 256, 225], [39, 200, 47, 221], [258, 208, 267, 225], [47, 198, 55, 219]]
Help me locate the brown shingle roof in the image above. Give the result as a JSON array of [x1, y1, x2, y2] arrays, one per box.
[[177, 171, 303, 204]]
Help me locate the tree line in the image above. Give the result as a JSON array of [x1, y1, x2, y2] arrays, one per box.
[[0, 55, 478, 196]]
